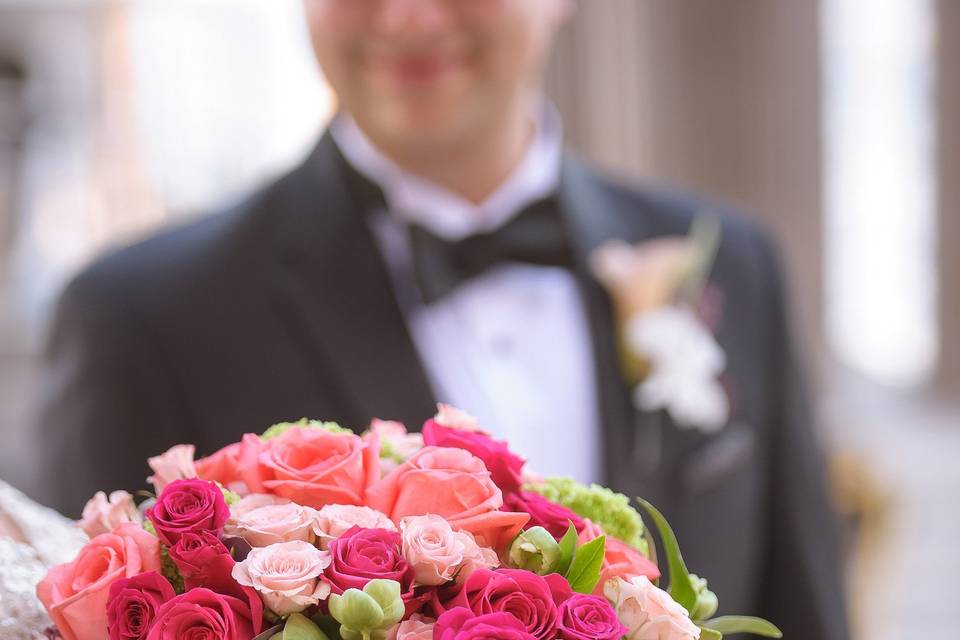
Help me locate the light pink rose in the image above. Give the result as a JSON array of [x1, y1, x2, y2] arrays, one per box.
[[313, 504, 396, 550], [78, 490, 141, 538], [37, 523, 161, 640], [433, 404, 483, 432], [388, 614, 436, 640], [147, 444, 198, 494], [231, 540, 332, 616], [366, 446, 529, 551], [367, 419, 424, 475], [603, 576, 700, 640], [400, 515, 498, 586], [224, 494, 319, 547]]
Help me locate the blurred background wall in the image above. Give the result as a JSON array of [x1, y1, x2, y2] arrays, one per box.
[[0, 1, 957, 638]]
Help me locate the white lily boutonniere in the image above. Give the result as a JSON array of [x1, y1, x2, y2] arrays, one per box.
[[590, 216, 729, 434]]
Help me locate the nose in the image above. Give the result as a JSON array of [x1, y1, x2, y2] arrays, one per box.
[[373, 0, 454, 35]]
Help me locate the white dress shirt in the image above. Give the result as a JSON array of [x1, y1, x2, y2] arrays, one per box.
[[330, 108, 600, 484]]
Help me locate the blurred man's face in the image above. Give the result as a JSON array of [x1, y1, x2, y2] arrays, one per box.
[[304, 0, 569, 152]]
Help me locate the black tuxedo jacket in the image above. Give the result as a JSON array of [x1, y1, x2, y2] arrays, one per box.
[[33, 134, 848, 639]]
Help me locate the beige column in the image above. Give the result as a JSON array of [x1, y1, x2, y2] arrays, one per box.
[[938, 1, 960, 392], [548, 0, 824, 365]]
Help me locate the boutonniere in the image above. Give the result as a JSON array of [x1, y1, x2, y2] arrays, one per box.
[[590, 216, 729, 434]]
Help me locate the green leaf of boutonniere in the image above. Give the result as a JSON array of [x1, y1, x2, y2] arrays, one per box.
[[701, 616, 783, 638], [564, 535, 605, 594], [556, 522, 579, 576], [636, 498, 698, 614]]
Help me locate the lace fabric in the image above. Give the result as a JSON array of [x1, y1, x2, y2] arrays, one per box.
[[0, 482, 86, 640]]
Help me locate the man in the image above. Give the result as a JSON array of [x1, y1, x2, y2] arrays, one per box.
[[34, 1, 848, 637]]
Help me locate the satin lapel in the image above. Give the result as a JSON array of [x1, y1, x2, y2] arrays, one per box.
[[556, 154, 666, 500], [268, 134, 437, 429]]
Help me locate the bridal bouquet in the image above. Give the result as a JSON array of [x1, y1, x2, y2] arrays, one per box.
[[36, 405, 780, 640]]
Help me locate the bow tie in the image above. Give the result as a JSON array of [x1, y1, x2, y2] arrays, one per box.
[[408, 197, 575, 304]]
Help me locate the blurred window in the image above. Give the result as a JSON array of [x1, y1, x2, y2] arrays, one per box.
[[821, 0, 938, 386]]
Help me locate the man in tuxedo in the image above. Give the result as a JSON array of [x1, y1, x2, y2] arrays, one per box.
[[34, 1, 848, 637]]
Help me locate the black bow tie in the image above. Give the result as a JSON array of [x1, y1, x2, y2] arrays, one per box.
[[408, 197, 574, 304]]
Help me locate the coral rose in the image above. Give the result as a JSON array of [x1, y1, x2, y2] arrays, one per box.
[[232, 540, 332, 615], [366, 446, 528, 550], [195, 442, 245, 493], [238, 428, 380, 508], [78, 491, 141, 538], [37, 523, 161, 640], [604, 576, 700, 640], [225, 494, 318, 547], [422, 406, 525, 495]]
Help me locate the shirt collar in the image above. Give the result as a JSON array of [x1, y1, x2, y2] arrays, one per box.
[[330, 101, 564, 241]]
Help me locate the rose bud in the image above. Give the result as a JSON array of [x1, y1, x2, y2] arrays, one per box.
[[329, 579, 405, 640], [689, 573, 719, 620], [508, 526, 561, 575]]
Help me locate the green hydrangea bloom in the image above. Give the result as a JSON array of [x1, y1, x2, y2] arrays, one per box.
[[142, 519, 185, 593], [261, 418, 353, 440], [216, 483, 241, 507], [526, 477, 648, 553], [378, 437, 402, 464]]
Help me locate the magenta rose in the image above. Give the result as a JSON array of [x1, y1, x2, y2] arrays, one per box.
[[439, 568, 570, 640], [145, 587, 263, 640], [146, 479, 229, 546], [435, 608, 537, 640], [106, 572, 175, 640], [502, 491, 585, 540], [167, 531, 235, 592], [555, 593, 626, 640], [323, 526, 430, 614], [422, 418, 524, 495]]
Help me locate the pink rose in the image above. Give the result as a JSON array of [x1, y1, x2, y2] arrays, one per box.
[[503, 491, 585, 541], [146, 479, 230, 547], [313, 504, 396, 550], [37, 523, 161, 640], [603, 576, 700, 640], [238, 428, 380, 508], [147, 444, 197, 494], [366, 446, 529, 551], [225, 494, 318, 547], [388, 614, 436, 640], [106, 571, 175, 640], [145, 587, 263, 640], [435, 608, 537, 640], [433, 404, 484, 431], [400, 515, 498, 586], [323, 526, 430, 615], [556, 593, 626, 640], [196, 442, 246, 494], [78, 491, 141, 538], [439, 568, 571, 640], [367, 419, 424, 475], [578, 521, 660, 594], [232, 540, 332, 615], [422, 407, 525, 495]]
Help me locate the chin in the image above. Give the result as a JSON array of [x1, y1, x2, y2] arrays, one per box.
[[365, 99, 476, 151]]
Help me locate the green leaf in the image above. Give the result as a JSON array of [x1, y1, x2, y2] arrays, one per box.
[[636, 498, 698, 614], [701, 616, 783, 638], [564, 535, 605, 593], [283, 613, 330, 640], [698, 628, 723, 640], [556, 522, 578, 576]]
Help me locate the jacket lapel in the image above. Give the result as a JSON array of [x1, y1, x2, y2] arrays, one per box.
[[557, 154, 666, 500], [268, 134, 437, 430]]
